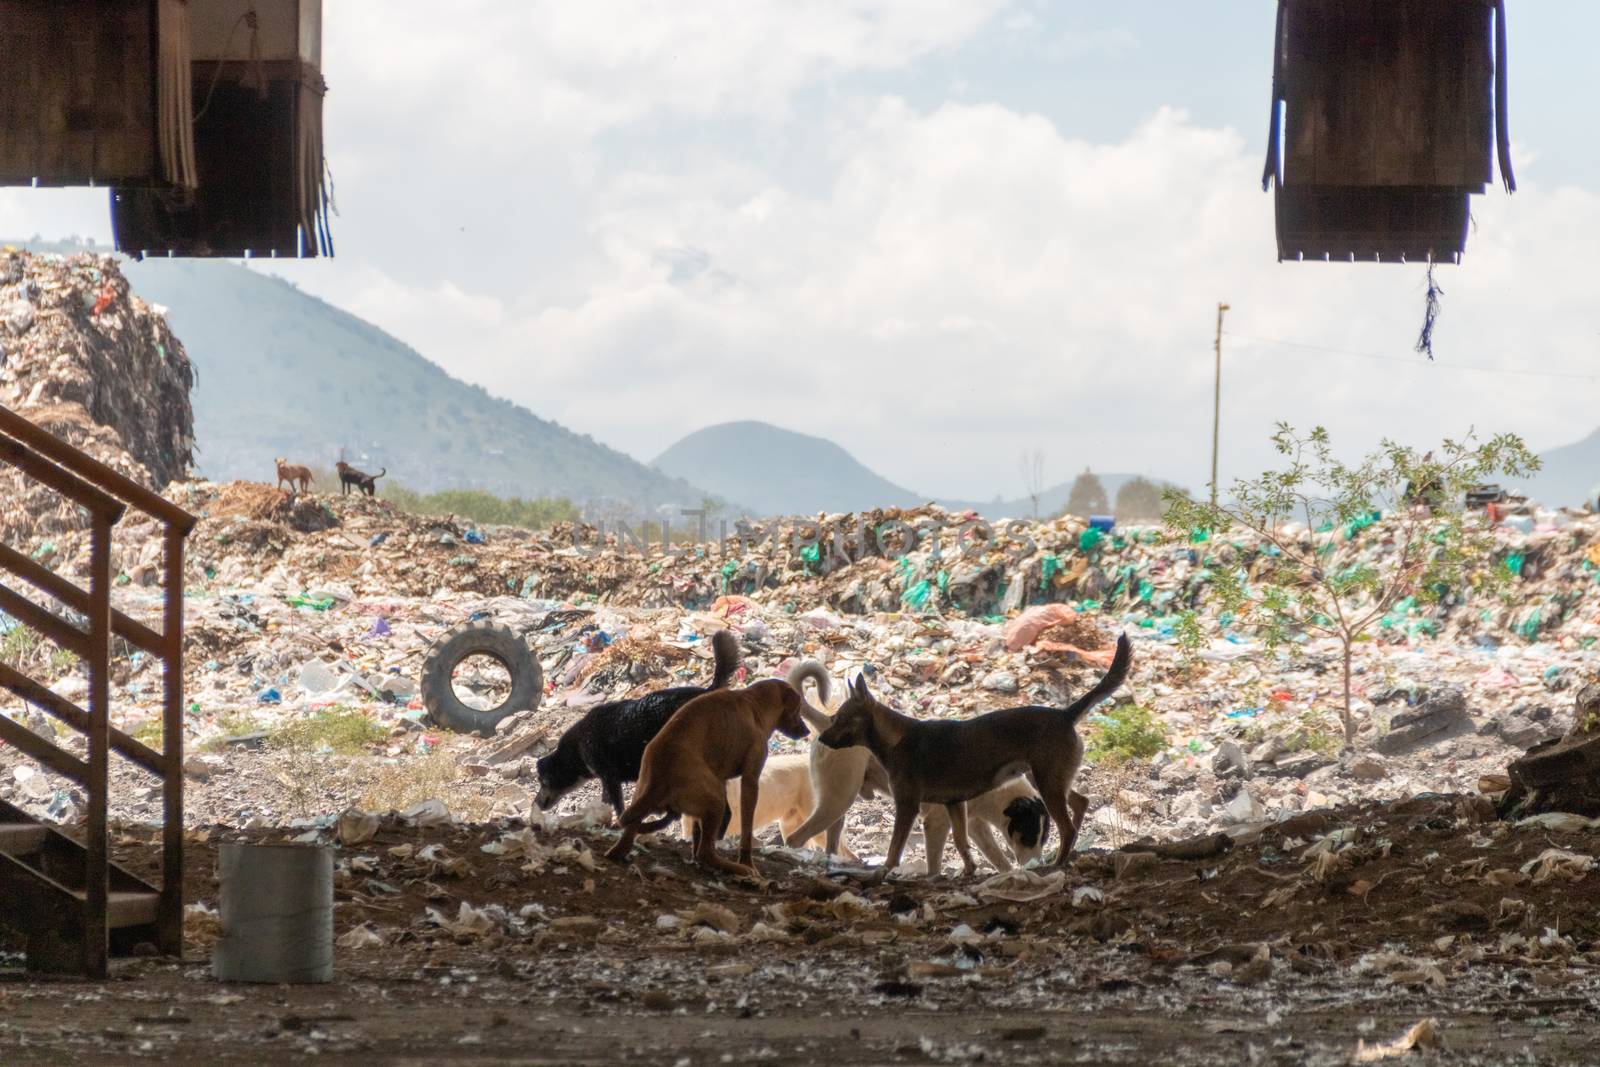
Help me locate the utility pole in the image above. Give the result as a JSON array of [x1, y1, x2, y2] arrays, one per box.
[[1211, 302, 1229, 508]]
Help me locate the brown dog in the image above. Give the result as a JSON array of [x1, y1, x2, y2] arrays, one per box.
[[605, 679, 810, 877], [275, 458, 312, 493], [817, 634, 1131, 882]]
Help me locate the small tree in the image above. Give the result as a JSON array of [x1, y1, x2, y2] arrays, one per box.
[[1164, 424, 1539, 748], [1114, 476, 1165, 521], [1064, 468, 1109, 517], [1017, 450, 1046, 518]]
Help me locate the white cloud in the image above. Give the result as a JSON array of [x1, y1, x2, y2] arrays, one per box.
[[327, 1, 1009, 142], [7, 5, 1596, 507], [308, 97, 1599, 500]]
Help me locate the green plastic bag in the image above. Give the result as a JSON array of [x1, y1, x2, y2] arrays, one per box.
[[1516, 609, 1542, 640], [1078, 528, 1104, 553], [1342, 510, 1380, 539], [1504, 552, 1525, 577], [1038, 554, 1061, 590], [901, 580, 931, 611]]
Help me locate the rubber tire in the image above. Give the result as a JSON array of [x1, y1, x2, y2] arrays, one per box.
[[420, 622, 543, 737]]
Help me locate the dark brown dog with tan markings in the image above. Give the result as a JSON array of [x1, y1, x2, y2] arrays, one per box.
[[817, 633, 1132, 882], [335, 460, 385, 497], [605, 679, 811, 878]]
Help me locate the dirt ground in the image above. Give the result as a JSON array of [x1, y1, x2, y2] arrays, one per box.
[[3, 794, 1598, 1064]]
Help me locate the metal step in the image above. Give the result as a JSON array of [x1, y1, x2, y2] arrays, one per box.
[[98, 890, 160, 930], [0, 823, 49, 857]]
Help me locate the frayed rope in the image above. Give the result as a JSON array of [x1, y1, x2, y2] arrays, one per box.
[[1415, 262, 1443, 361]]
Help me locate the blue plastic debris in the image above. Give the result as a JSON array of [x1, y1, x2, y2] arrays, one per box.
[[256, 687, 282, 705]]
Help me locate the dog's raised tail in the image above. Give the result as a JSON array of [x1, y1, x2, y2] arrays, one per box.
[[1060, 633, 1132, 724], [708, 629, 742, 689], [784, 660, 833, 735]]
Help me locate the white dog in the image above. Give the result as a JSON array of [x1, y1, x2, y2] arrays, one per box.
[[683, 752, 836, 853], [921, 776, 1049, 875]]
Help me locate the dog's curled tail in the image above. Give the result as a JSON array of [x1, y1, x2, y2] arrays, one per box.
[[1060, 633, 1133, 724], [708, 629, 742, 689], [784, 660, 833, 735], [374, 468, 386, 480]]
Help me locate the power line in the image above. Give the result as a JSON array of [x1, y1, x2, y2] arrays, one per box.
[[1224, 332, 1600, 382]]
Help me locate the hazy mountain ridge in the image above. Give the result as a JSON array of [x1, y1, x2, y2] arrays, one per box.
[[655, 420, 1177, 519], [106, 255, 715, 511]]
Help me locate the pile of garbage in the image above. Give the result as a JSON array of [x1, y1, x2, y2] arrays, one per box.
[[2, 472, 1594, 840], [0, 249, 1596, 839], [0, 249, 194, 544], [149, 488, 1600, 656]]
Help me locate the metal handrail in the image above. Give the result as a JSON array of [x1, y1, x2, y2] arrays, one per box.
[[0, 403, 193, 975], [0, 405, 193, 532]]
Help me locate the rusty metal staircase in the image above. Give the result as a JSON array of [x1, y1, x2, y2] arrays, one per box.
[[0, 403, 194, 977]]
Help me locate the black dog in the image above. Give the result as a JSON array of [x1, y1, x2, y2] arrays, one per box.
[[535, 629, 741, 816], [336, 460, 385, 497]]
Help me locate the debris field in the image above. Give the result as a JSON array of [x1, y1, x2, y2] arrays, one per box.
[[1, 249, 1599, 1061]]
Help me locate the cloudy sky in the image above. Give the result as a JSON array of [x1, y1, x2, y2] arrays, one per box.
[[4, 1, 1597, 500]]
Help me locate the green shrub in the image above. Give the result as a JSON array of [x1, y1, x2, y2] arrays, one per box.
[[1086, 703, 1169, 764], [271, 708, 387, 755], [200, 712, 266, 752], [130, 718, 164, 748], [383, 486, 579, 531], [1287, 710, 1341, 756], [0, 624, 40, 669]]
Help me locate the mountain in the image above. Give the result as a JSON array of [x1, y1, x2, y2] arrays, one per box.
[[654, 420, 1180, 518], [1524, 432, 1600, 508], [107, 256, 711, 511], [654, 421, 924, 516]]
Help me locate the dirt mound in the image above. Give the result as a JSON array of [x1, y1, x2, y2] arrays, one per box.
[[1037, 616, 1109, 650], [210, 482, 339, 533]]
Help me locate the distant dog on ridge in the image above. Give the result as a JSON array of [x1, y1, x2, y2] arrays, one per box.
[[335, 460, 385, 497], [274, 458, 312, 493]]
